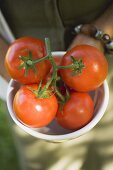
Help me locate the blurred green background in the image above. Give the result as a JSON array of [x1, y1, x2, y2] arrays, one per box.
[[0, 99, 20, 170]]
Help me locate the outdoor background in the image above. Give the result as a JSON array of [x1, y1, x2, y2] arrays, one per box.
[[0, 99, 20, 170]]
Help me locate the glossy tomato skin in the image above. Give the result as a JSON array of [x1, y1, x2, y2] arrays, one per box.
[[5, 37, 51, 84], [57, 92, 94, 130], [13, 84, 58, 128], [60, 45, 108, 92]]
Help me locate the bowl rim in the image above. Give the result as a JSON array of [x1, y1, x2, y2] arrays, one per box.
[[6, 51, 109, 141]]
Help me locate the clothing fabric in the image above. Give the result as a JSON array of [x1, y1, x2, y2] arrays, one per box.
[[0, 0, 113, 170], [0, 0, 112, 49]]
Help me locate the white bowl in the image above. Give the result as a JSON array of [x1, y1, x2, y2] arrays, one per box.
[[6, 51, 109, 142]]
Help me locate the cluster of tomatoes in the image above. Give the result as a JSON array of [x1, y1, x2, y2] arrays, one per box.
[[5, 37, 108, 130]]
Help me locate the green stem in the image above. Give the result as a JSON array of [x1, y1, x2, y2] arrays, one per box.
[[55, 87, 65, 102], [27, 55, 49, 65], [44, 38, 58, 88], [57, 64, 74, 69], [43, 38, 65, 101], [44, 38, 56, 88]]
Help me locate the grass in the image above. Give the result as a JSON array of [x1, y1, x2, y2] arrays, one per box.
[[0, 99, 20, 170]]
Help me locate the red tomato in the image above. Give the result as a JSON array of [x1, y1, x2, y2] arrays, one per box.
[[60, 45, 108, 92], [13, 84, 58, 128], [5, 37, 51, 84], [56, 92, 94, 130]]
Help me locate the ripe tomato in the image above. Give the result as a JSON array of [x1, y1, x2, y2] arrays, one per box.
[[56, 92, 94, 130], [13, 84, 58, 128], [60, 45, 108, 92], [5, 37, 51, 84]]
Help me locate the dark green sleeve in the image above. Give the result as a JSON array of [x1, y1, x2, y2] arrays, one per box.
[[58, 0, 112, 26]]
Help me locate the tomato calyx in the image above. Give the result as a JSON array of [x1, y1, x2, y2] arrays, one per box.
[[19, 50, 49, 76], [28, 83, 53, 98], [70, 56, 85, 76], [57, 56, 85, 76], [19, 51, 37, 76]]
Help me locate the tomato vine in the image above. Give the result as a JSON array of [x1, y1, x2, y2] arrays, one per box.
[[19, 38, 84, 101]]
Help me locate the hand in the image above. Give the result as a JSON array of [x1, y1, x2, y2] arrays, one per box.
[[69, 33, 104, 52]]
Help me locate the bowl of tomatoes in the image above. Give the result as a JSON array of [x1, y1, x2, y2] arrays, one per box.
[[7, 77, 109, 142], [6, 37, 109, 142]]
